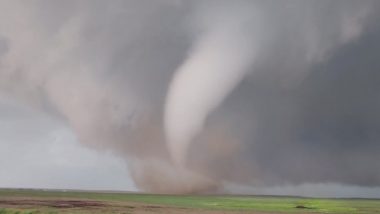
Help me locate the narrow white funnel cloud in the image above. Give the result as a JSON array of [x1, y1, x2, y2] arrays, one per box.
[[165, 15, 257, 166]]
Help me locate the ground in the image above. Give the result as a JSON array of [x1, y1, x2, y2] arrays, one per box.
[[0, 189, 380, 213]]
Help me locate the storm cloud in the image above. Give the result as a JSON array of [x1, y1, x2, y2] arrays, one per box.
[[0, 0, 380, 194]]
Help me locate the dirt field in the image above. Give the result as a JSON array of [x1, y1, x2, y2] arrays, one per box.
[[0, 198, 276, 213]]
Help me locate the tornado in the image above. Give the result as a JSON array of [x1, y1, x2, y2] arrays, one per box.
[[165, 12, 257, 166], [2, 0, 380, 195]]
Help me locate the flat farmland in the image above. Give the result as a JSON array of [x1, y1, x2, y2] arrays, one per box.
[[0, 189, 380, 213]]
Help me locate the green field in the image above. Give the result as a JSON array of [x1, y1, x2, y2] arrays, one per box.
[[0, 189, 380, 213]]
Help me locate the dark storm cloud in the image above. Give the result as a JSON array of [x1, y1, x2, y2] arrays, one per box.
[[204, 14, 380, 187], [0, 0, 380, 193]]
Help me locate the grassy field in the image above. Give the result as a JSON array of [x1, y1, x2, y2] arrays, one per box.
[[0, 189, 380, 213]]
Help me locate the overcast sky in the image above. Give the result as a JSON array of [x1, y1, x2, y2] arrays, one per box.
[[0, 96, 136, 191]]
